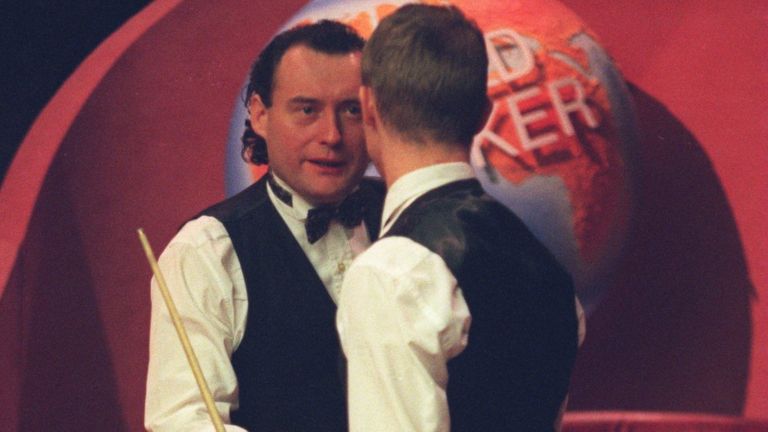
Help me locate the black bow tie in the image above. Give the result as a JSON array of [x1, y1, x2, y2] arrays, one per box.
[[306, 192, 367, 243], [267, 173, 367, 244]]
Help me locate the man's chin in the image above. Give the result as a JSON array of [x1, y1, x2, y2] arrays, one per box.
[[304, 172, 365, 204], [306, 186, 351, 206]]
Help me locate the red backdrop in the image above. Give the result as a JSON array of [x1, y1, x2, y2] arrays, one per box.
[[1, 0, 765, 430]]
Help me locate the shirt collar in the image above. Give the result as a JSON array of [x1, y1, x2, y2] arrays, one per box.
[[266, 172, 313, 221], [381, 161, 475, 235]]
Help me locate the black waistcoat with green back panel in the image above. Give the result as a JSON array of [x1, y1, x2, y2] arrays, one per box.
[[384, 179, 579, 432]]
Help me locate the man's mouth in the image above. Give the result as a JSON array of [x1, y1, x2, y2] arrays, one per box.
[[309, 159, 345, 168]]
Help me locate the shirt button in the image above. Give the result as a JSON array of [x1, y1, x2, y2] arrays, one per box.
[[337, 262, 346, 273]]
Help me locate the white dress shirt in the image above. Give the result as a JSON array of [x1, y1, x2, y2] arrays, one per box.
[[145, 174, 371, 432], [337, 162, 586, 432]]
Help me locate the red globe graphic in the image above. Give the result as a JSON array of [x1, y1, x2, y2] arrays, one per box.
[[226, 0, 638, 312]]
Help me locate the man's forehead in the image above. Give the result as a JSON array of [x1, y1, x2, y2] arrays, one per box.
[[271, 45, 362, 98], [278, 43, 361, 63]]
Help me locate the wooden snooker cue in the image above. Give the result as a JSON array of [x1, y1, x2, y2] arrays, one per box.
[[138, 228, 226, 432]]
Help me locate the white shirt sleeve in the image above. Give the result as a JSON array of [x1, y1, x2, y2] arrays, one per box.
[[145, 217, 248, 432], [337, 237, 471, 432]]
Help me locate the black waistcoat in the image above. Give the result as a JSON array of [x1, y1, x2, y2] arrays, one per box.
[[385, 179, 579, 432], [200, 176, 384, 431]]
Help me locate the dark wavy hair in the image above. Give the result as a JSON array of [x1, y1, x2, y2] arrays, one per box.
[[362, 4, 488, 146], [241, 20, 365, 165]]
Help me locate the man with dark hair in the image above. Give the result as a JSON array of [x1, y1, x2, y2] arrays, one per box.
[[337, 5, 583, 431], [145, 20, 383, 431]]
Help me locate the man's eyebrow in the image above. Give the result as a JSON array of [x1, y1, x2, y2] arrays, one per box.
[[286, 97, 360, 106], [287, 96, 320, 105]]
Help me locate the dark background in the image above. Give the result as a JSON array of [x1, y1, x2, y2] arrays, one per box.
[[1, 2, 150, 183]]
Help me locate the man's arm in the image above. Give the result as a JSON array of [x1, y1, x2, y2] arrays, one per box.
[[337, 237, 471, 432], [145, 219, 247, 432]]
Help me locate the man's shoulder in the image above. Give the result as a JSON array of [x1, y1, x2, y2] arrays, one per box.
[[162, 214, 232, 262], [197, 176, 271, 225], [351, 235, 445, 280], [387, 178, 540, 274], [176, 212, 229, 240], [384, 180, 479, 267], [405, 179, 527, 232]]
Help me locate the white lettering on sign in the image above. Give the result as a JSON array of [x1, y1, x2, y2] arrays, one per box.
[[548, 76, 599, 136], [476, 28, 602, 170], [486, 28, 536, 87], [508, 86, 559, 151]]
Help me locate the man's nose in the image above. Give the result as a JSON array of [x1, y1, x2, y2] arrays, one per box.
[[319, 111, 342, 146]]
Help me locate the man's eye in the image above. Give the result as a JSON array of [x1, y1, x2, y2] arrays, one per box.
[[301, 106, 316, 115], [343, 104, 362, 117]]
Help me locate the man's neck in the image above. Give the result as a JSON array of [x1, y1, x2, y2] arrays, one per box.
[[378, 136, 469, 188]]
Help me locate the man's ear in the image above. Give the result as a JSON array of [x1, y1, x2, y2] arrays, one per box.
[[248, 94, 269, 137], [359, 86, 378, 130]]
